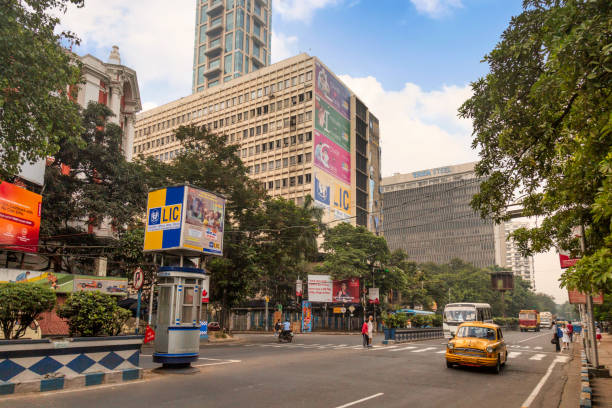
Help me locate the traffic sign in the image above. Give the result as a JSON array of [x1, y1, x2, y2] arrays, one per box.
[[348, 305, 355, 313], [340, 307, 346, 313], [133, 267, 144, 290]]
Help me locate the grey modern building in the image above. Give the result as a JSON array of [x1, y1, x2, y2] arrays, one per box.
[[381, 162, 497, 268], [193, 0, 272, 93]]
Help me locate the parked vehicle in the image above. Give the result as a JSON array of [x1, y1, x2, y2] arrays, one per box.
[[540, 311, 553, 329], [445, 322, 507, 374], [207, 322, 221, 331], [443, 303, 493, 338], [519, 310, 540, 332]]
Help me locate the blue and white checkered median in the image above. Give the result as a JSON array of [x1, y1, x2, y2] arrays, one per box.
[[0, 336, 143, 395]]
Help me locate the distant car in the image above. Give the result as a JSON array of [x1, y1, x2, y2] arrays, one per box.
[[207, 322, 221, 331], [80, 281, 103, 289], [446, 322, 507, 374]]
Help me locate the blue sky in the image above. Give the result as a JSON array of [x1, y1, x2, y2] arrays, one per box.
[[58, 1, 570, 301]]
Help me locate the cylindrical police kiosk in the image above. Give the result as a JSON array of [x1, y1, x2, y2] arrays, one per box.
[[143, 185, 226, 369], [152, 266, 207, 366]]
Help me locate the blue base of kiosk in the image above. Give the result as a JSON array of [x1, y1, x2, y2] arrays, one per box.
[[153, 353, 199, 365]]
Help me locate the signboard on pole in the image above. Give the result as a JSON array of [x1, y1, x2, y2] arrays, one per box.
[[132, 267, 144, 290], [201, 275, 210, 303], [568, 290, 604, 305], [144, 185, 225, 256], [368, 288, 380, 304], [308, 275, 333, 302], [0, 181, 42, 253], [296, 279, 303, 297], [301, 301, 312, 333]]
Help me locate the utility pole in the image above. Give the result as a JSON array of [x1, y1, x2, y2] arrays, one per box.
[[580, 224, 599, 368]]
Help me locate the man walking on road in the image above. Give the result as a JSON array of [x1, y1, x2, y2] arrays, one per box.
[[367, 315, 374, 348], [567, 322, 573, 343], [362, 320, 369, 348]]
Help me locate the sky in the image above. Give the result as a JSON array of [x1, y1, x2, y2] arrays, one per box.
[[57, 0, 568, 303]]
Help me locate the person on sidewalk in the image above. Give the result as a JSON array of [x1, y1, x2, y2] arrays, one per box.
[[361, 320, 369, 348], [596, 325, 602, 345], [567, 322, 574, 343], [561, 324, 570, 351], [552, 324, 561, 352], [367, 315, 374, 348]]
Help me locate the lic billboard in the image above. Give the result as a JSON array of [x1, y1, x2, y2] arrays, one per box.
[[144, 185, 225, 256]]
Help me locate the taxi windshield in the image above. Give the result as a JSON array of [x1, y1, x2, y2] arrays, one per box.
[[456, 326, 496, 340], [444, 309, 476, 322]]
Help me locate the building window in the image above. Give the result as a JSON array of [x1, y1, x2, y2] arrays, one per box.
[[283, 158, 288, 168], [305, 153, 312, 163], [225, 33, 233, 53], [226, 11, 234, 31], [297, 175, 303, 185], [224, 54, 233, 74], [305, 173, 312, 183], [305, 131, 312, 141], [236, 8, 244, 28], [297, 154, 303, 164], [275, 179, 280, 189], [282, 178, 287, 188], [275, 159, 281, 169], [306, 71, 313, 81]]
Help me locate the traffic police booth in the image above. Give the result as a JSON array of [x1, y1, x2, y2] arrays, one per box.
[[143, 185, 225, 367]]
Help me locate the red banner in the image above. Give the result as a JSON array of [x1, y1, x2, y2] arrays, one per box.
[[568, 290, 604, 305], [0, 182, 42, 253], [144, 325, 155, 344]]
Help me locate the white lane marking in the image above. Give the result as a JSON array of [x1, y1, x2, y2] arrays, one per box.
[[518, 332, 551, 343], [436, 350, 446, 354], [390, 346, 417, 352], [333, 344, 348, 347], [411, 347, 436, 353], [557, 356, 569, 363], [0, 379, 147, 400], [334, 393, 384, 408], [508, 352, 522, 359], [193, 360, 241, 367], [529, 354, 546, 361], [351, 345, 365, 349], [534, 347, 542, 350], [371, 345, 399, 351], [521, 356, 568, 407]]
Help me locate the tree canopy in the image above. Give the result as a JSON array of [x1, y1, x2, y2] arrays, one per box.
[[0, 0, 84, 179], [459, 0, 612, 294]]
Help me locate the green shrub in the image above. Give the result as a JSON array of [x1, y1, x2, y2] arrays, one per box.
[[493, 317, 506, 326], [59, 291, 131, 337], [431, 314, 443, 327], [0, 283, 56, 339], [382, 312, 407, 328]]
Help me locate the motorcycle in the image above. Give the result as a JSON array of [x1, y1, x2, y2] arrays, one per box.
[[278, 330, 294, 343]]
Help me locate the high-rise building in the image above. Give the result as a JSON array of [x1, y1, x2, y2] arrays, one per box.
[[494, 221, 536, 289], [135, 54, 382, 231], [381, 162, 497, 268], [193, 0, 272, 93]]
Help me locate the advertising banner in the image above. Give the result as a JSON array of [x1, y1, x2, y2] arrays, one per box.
[[0, 268, 127, 295], [73, 278, 127, 294], [307, 274, 333, 302], [332, 278, 360, 304], [313, 170, 351, 218], [296, 279, 303, 297], [314, 131, 351, 185], [144, 185, 225, 256], [368, 288, 380, 304], [559, 250, 580, 269], [183, 186, 225, 256], [201, 275, 210, 303], [0, 181, 42, 253], [568, 290, 604, 305], [315, 61, 350, 120], [315, 95, 350, 152], [301, 301, 312, 333]]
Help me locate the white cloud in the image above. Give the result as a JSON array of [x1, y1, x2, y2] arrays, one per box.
[[410, 0, 463, 18], [274, 0, 340, 23], [58, 1, 195, 104], [141, 102, 159, 112], [271, 31, 300, 63], [337, 75, 477, 176]]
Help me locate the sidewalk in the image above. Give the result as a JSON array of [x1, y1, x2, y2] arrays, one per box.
[[590, 333, 612, 407]]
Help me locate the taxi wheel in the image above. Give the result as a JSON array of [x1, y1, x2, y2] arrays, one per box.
[[446, 361, 453, 369], [493, 357, 501, 374]]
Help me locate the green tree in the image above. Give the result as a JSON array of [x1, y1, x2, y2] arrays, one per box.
[[318, 223, 390, 280], [458, 0, 612, 294], [58, 291, 131, 337], [0, 0, 84, 179], [0, 283, 56, 339]]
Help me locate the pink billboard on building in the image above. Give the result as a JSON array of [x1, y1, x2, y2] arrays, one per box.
[[314, 131, 351, 185]]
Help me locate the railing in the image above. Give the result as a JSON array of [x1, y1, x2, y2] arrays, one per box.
[[391, 328, 443, 343]]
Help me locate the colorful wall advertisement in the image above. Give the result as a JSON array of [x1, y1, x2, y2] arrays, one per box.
[[183, 186, 225, 255], [315, 60, 350, 120], [314, 131, 351, 185], [0, 181, 42, 253], [0, 268, 127, 295], [307, 274, 333, 302], [301, 301, 312, 333], [144, 185, 225, 256], [332, 278, 360, 303], [313, 170, 351, 219], [315, 95, 350, 152]]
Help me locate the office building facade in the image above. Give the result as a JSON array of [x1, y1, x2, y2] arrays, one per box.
[[193, 0, 272, 93], [135, 54, 382, 231], [381, 162, 496, 268], [494, 221, 536, 289]]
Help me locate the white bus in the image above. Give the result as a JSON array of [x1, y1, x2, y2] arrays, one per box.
[[443, 302, 493, 338]]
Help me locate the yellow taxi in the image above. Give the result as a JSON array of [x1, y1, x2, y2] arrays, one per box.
[[445, 322, 507, 374]]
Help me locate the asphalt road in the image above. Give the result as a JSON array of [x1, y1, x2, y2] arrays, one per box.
[[0, 329, 575, 408]]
